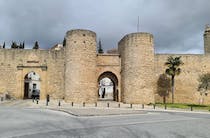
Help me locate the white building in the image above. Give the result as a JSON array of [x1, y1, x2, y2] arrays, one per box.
[[99, 78, 114, 100], [24, 72, 40, 98]]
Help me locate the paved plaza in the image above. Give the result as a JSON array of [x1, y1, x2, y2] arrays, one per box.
[[0, 100, 210, 138]]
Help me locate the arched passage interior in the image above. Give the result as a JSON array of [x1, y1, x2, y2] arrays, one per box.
[[24, 71, 41, 99], [98, 71, 118, 101]]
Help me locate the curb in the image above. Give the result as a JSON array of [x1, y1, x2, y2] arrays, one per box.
[[47, 108, 148, 117]]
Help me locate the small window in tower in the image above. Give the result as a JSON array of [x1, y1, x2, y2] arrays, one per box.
[[74, 41, 76, 43], [83, 34, 86, 36], [83, 41, 86, 44]]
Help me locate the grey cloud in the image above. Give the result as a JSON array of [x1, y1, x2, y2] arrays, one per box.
[[0, 0, 210, 54], [0, 0, 71, 48]]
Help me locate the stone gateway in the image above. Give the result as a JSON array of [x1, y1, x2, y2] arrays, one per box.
[[0, 26, 210, 104]]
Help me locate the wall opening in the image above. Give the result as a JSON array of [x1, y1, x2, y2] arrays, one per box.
[[98, 71, 118, 101], [24, 71, 41, 99]]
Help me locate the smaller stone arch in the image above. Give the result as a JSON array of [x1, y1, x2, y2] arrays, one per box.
[[24, 71, 41, 99], [98, 71, 119, 101]]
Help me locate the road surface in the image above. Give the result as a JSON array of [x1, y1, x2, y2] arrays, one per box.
[[0, 107, 210, 138]]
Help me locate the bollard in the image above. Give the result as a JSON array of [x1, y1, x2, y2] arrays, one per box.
[[153, 104, 156, 109], [165, 104, 167, 110], [107, 103, 109, 108], [130, 104, 132, 108], [95, 102, 97, 107], [118, 103, 120, 108], [71, 102, 74, 107], [1, 97, 3, 102], [190, 106, 193, 111], [36, 100, 39, 104], [83, 102, 85, 107], [47, 94, 50, 102], [46, 94, 50, 106], [58, 101, 61, 106], [142, 104, 144, 109]]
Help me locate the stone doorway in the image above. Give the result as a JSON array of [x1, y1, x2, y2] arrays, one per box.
[[98, 71, 118, 101], [24, 71, 41, 99]]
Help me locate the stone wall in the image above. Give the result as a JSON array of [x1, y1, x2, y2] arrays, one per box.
[[155, 54, 210, 104], [0, 49, 65, 100], [0, 55, 16, 98], [1, 27, 210, 105], [96, 54, 121, 101], [46, 49, 65, 99]]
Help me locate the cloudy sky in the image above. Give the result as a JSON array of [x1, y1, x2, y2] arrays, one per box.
[[0, 0, 210, 54]]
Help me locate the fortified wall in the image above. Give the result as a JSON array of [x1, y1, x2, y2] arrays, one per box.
[[0, 49, 65, 99], [155, 26, 210, 104], [0, 26, 210, 104], [155, 54, 210, 104]]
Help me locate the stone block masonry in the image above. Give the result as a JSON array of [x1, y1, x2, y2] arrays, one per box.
[[118, 33, 155, 104], [64, 30, 97, 103], [0, 26, 210, 104]]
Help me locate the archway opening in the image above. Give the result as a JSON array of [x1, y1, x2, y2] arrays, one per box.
[[24, 71, 41, 99], [98, 71, 118, 101]]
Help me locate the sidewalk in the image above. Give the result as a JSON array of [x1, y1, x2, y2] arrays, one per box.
[[1, 99, 210, 116], [28, 100, 151, 116]]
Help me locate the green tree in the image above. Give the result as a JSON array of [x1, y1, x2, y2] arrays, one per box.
[[33, 41, 39, 49], [157, 74, 171, 104], [3, 42, 5, 48], [22, 41, 25, 49], [63, 38, 66, 47], [98, 39, 104, 54], [11, 41, 18, 49], [198, 73, 210, 96], [19, 42, 22, 49], [165, 56, 183, 103]]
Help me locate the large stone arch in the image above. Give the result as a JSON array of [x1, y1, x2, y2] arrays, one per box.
[[97, 71, 120, 101]]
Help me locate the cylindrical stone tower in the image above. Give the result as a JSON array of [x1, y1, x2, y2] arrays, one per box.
[[118, 32, 155, 104], [204, 25, 210, 54], [64, 29, 97, 103]]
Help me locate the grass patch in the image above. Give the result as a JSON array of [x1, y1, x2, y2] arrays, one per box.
[[155, 103, 210, 111]]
